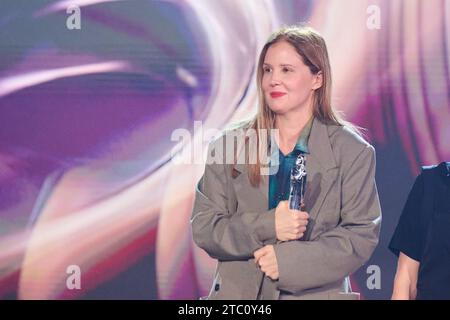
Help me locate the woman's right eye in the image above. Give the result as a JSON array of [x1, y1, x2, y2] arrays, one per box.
[[263, 67, 271, 73]]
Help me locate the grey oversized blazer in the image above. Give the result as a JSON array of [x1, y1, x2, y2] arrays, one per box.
[[191, 118, 382, 300]]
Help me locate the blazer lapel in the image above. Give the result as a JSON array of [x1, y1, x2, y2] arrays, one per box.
[[231, 118, 338, 216], [304, 119, 339, 225]]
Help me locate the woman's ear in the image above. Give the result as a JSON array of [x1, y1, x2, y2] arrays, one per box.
[[312, 71, 323, 90]]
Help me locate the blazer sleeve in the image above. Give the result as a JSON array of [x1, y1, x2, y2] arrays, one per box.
[[191, 140, 277, 261], [274, 145, 381, 293]]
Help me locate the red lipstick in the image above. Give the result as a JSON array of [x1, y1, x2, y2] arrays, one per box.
[[270, 92, 286, 98]]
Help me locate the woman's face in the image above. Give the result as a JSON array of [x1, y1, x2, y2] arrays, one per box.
[[262, 41, 321, 116]]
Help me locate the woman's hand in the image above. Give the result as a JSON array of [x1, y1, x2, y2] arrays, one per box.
[[254, 245, 279, 280], [275, 200, 309, 241]]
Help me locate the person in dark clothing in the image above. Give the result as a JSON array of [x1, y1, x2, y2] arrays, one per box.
[[389, 162, 450, 299]]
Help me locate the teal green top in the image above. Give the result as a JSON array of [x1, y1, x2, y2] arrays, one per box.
[[268, 117, 313, 210]]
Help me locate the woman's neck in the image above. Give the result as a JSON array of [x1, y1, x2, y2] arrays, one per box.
[[275, 108, 312, 148]]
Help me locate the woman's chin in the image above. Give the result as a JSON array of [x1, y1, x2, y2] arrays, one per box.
[[268, 105, 288, 115]]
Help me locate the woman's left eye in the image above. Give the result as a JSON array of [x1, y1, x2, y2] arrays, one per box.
[[282, 68, 291, 73]]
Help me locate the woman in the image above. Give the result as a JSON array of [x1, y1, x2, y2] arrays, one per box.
[[191, 25, 381, 300], [390, 162, 450, 300]]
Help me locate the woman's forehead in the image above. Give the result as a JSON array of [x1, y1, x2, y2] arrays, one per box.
[[264, 42, 303, 65]]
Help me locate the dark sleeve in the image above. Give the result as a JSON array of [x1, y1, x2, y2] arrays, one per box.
[[388, 173, 425, 262]]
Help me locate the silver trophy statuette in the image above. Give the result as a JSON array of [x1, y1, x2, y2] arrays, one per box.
[[288, 153, 307, 211]]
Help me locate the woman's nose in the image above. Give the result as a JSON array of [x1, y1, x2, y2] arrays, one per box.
[[270, 75, 281, 86]]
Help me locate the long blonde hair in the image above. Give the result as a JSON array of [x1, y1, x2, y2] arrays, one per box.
[[234, 25, 361, 187]]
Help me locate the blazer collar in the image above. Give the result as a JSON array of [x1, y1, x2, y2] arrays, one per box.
[[232, 117, 338, 174], [230, 118, 340, 216]]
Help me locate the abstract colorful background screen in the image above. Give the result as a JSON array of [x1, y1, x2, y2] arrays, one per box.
[[0, 0, 449, 299]]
